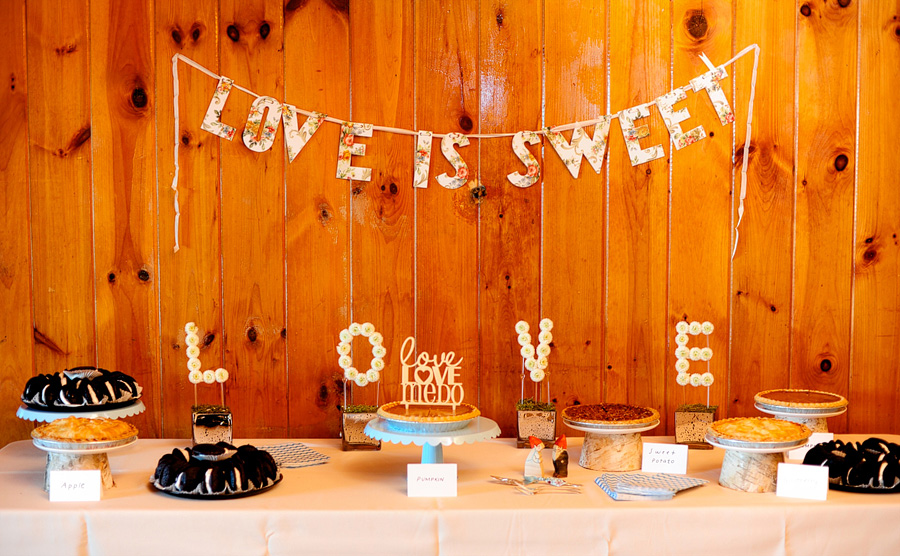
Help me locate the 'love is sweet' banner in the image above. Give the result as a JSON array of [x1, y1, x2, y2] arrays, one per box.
[[170, 45, 760, 255]]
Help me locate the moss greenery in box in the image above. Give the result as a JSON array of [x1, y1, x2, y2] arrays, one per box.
[[341, 404, 378, 414], [516, 398, 556, 412]]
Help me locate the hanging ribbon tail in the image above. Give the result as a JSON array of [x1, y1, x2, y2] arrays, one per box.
[[171, 54, 181, 253], [699, 52, 717, 72], [731, 44, 760, 260]]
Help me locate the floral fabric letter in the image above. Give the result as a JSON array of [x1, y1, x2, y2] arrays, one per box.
[[282, 106, 326, 163], [655, 89, 706, 150], [690, 66, 735, 126], [242, 96, 283, 153], [413, 131, 433, 189], [507, 131, 542, 188], [436, 132, 470, 189], [618, 103, 665, 166], [544, 117, 612, 178], [336, 122, 374, 181], [201, 77, 237, 141]]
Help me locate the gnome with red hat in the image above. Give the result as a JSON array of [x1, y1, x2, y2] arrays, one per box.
[[552, 435, 568, 478]]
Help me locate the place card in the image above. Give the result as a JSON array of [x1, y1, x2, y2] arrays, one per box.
[[776, 463, 828, 501], [49, 470, 102, 502], [641, 443, 688, 475], [787, 432, 834, 461], [407, 464, 457, 497]]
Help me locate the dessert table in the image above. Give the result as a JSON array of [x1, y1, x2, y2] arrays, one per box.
[[1, 435, 899, 556]]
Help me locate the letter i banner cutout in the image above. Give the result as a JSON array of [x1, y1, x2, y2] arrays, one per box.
[[169, 46, 759, 257]]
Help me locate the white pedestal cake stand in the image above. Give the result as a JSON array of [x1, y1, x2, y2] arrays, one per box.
[[705, 433, 808, 493], [17, 400, 147, 423], [563, 418, 660, 471], [754, 402, 847, 433], [366, 416, 500, 464]]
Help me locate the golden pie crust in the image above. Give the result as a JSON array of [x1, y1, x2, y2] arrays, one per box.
[[377, 401, 479, 423], [32, 416, 138, 443], [754, 389, 848, 409], [562, 403, 659, 426], [707, 417, 810, 444]]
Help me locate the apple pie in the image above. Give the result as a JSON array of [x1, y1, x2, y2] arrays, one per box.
[[32, 416, 138, 443], [707, 417, 810, 444]]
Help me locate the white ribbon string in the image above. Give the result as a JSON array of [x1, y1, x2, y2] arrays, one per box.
[[171, 55, 181, 253], [169, 46, 759, 256]]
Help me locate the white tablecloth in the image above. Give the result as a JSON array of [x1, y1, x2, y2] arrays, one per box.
[[1, 435, 898, 556]]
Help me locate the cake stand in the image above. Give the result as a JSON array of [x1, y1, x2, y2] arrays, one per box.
[[32, 434, 138, 492], [563, 418, 660, 471], [754, 402, 846, 433], [365, 416, 500, 464], [705, 433, 808, 493], [17, 399, 147, 423]]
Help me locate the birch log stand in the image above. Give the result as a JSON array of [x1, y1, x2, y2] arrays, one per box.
[[718, 449, 782, 493], [564, 420, 660, 472]]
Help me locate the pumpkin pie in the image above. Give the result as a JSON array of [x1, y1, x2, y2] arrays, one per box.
[[754, 389, 848, 410], [377, 401, 480, 423]]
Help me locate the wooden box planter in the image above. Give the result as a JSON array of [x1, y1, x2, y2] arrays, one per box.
[[341, 408, 381, 451], [675, 404, 717, 446], [516, 400, 556, 449], [192, 405, 233, 446]]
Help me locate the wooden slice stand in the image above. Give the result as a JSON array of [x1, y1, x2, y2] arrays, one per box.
[[43, 452, 114, 492], [719, 449, 782, 493], [580, 431, 642, 471]]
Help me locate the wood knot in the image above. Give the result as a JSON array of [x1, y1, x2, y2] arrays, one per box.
[[496, 10, 504, 27], [131, 87, 148, 109], [281, 328, 287, 339], [770, 305, 777, 312], [458, 115, 473, 132], [226, 25, 240, 42], [107, 272, 116, 283], [685, 10, 708, 40], [389, 182, 398, 195], [247, 327, 258, 342], [55, 43, 77, 55], [285, 0, 308, 11], [171, 28, 183, 44], [138, 269, 150, 281], [318, 384, 329, 402], [819, 358, 832, 372], [837, 0, 851, 8], [203, 333, 215, 346], [645, 168, 652, 175], [864, 236, 874, 244], [585, 340, 591, 346], [181, 132, 191, 146], [800, 3, 811, 17], [470, 181, 486, 204], [864, 248, 877, 261], [259, 22, 271, 39], [834, 154, 849, 172], [190, 23, 203, 42], [325, 0, 350, 13]]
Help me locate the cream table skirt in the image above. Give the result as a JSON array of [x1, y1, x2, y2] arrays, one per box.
[[1, 435, 898, 556]]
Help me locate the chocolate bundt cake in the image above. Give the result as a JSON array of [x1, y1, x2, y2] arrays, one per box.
[[803, 437, 900, 491], [22, 367, 141, 409], [151, 442, 280, 496]]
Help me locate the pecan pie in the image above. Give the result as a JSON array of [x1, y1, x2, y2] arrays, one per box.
[[707, 417, 810, 444], [754, 389, 848, 410], [31, 416, 138, 443], [377, 401, 480, 423], [562, 403, 659, 426]]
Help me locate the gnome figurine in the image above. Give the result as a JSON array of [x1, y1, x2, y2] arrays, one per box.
[[552, 435, 569, 478], [524, 436, 545, 483]]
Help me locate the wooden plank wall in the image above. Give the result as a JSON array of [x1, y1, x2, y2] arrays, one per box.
[[2, 0, 899, 446]]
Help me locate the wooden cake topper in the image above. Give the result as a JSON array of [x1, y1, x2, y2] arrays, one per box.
[[399, 337, 464, 410]]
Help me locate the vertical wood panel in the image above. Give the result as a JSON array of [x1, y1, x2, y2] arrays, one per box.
[[348, 0, 415, 408], [27, 0, 96, 372], [668, 0, 732, 431], [479, 0, 543, 435], [851, 1, 900, 434], [284, 0, 350, 437], [91, 0, 161, 437], [607, 0, 669, 428], [544, 0, 607, 427], [219, 0, 287, 437], [415, 0, 479, 409], [156, 0, 221, 437], [794, 0, 857, 432], [0, 0, 34, 447], [730, 2, 795, 419]]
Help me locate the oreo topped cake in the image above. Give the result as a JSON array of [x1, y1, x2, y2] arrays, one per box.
[[22, 366, 142, 410]]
